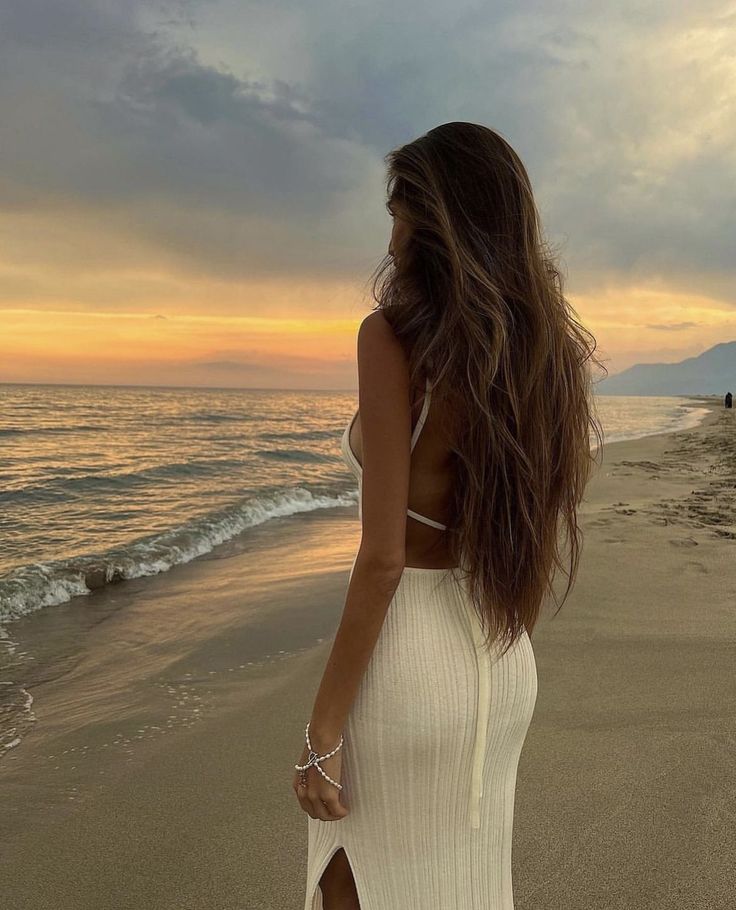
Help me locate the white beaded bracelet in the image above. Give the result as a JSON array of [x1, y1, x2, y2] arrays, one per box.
[[294, 721, 344, 791]]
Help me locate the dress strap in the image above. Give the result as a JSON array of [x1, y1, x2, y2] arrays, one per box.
[[410, 377, 432, 453]]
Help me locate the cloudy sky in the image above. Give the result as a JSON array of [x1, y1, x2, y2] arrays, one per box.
[[1, 0, 734, 388]]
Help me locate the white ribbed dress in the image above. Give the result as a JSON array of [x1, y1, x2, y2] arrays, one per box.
[[303, 382, 538, 910]]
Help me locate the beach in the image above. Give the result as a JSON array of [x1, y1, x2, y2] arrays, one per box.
[[1, 395, 734, 910]]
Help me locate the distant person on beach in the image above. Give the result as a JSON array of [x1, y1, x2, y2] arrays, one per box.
[[725, 392, 732, 409], [293, 121, 605, 909]]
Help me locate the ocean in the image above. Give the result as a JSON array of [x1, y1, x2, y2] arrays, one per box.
[[0, 383, 711, 625], [0, 383, 715, 756]]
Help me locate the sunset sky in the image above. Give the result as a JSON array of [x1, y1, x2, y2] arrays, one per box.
[[1, 1, 735, 389]]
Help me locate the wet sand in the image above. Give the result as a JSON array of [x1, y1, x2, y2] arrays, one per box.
[[1, 396, 734, 909]]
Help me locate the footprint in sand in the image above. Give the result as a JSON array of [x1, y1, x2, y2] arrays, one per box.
[[587, 517, 615, 528], [618, 460, 665, 475], [668, 537, 699, 547], [684, 561, 709, 575]]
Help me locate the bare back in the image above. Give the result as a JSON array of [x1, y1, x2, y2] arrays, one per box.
[[347, 379, 458, 568]]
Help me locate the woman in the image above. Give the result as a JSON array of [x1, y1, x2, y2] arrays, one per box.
[[293, 121, 604, 910]]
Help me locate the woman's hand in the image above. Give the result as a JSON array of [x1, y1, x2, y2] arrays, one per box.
[[293, 736, 350, 822]]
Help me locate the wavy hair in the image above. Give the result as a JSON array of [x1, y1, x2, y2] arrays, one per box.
[[368, 122, 606, 656]]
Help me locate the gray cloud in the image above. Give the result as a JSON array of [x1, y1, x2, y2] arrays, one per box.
[[0, 0, 734, 297]]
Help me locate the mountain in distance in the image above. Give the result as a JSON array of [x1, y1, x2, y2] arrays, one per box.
[[597, 341, 736, 396]]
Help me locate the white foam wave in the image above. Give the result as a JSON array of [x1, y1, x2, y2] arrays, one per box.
[[0, 487, 358, 623]]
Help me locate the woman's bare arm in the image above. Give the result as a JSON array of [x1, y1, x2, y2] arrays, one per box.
[[307, 310, 412, 753]]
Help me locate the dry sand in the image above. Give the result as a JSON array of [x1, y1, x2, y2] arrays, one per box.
[[1, 397, 734, 910]]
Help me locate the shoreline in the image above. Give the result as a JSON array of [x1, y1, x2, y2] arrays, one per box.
[[598, 393, 715, 445], [1, 395, 734, 908], [0, 395, 719, 754], [0, 395, 715, 627]]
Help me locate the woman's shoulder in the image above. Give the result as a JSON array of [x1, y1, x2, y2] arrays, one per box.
[[358, 309, 393, 340], [357, 310, 405, 364]]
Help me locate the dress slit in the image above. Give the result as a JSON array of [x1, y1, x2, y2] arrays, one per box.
[[307, 843, 370, 910]]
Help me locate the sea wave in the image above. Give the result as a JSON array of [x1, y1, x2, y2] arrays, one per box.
[[1, 457, 262, 501], [0, 424, 106, 437], [255, 448, 333, 463], [0, 487, 358, 623]]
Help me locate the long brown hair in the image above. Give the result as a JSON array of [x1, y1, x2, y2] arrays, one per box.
[[369, 122, 606, 656]]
